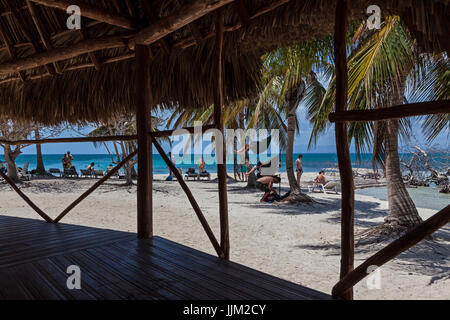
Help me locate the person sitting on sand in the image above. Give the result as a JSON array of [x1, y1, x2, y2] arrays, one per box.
[[196, 157, 206, 173], [257, 175, 281, 202], [87, 162, 95, 175]]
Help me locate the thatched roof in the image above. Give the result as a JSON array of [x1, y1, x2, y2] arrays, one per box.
[[0, 0, 448, 124]]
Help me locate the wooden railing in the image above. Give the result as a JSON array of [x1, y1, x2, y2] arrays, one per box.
[[332, 205, 450, 299]]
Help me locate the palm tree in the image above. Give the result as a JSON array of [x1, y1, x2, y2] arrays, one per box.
[[166, 90, 289, 186], [305, 17, 448, 232], [256, 42, 333, 202]]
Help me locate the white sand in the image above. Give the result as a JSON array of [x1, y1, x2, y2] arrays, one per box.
[[0, 172, 448, 300]]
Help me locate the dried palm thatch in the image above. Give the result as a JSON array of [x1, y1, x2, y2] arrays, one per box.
[[0, 0, 447, 125]]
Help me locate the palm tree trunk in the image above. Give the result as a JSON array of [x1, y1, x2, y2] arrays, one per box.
[[383, 67, 422, 230], [283, 80, 314, 203], [4, 145, 20, 183], [35, 129, 46, 175], [384, 119, 422, 228], [286, 103, 299, 191]]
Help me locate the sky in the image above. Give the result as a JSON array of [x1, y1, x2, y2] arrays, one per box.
[[12, 103, 449, 156]]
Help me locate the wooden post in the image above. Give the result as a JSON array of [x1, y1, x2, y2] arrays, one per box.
[[135, 44, 153, 239], [213, 10, 229, 260], [333, 0, 354, 300]]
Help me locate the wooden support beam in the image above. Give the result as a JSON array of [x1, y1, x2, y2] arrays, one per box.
[[233, 0, 251, 27], [28, 0, 137, 30], [53, 150, 138, 223], [129, 0, 235, 48], [213, 10, 230, 260], [0, 169, 53, 223], [329, 100, 450, 123], [26, 0, 62, 73], [0, 125, 216, 145], [149, 124, 215, 138], [332, 204, 450, 298], [0, 20, 26, 81], [135, 44, 153, 239], [175, 0, 290, 49], [0, 0, 233, 75], [5, 0, 56, 76], [0, 134, 137, 146], [140, 0, 171, 55], [78, 28, 102, 70], [152, 138, 223, 257], [0, 34, 130, 75], [333, 0, 354, 300], [175, 0, 204, 46]]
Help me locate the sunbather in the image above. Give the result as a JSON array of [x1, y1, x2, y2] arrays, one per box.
[[312, 170, 328, 192], [87, 162, 95, 175], [314, 170, 327, 185]]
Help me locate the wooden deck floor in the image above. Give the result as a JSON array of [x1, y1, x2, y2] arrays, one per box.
[[0, 215, 330, 300]]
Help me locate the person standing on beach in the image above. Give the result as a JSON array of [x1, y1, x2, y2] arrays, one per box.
[[295, 154, 303, 186], [197, 157, 205, 173], [67, 152, 74, 168], [62, 153, 69, 170], [166, 152, 175, 181]]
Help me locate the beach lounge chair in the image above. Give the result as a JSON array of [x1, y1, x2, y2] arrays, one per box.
[[308, 181, 339, 194], [94, 169, 104, 178], [80, 169, 93, 178], [63, 168, 78, 178], [49, 168, 62, 177], [198, 170, 211, 181], [18, 162, 31, 181], [106, 167, 120, 178], [184, 168, 198, 180]]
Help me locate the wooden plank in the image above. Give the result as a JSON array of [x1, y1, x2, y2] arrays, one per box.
[[329, 100, 450, 122], [333, 204, 450, 298], [152, 138, 222, 257], [213, 10, 230, 260], [153, 236, 330, 299], [333, 0, 354, 300], [0, 216, 330, 299], [135, 44, 153, 239]]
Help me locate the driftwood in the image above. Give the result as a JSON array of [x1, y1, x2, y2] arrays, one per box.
[[401, 145, 449, 192]]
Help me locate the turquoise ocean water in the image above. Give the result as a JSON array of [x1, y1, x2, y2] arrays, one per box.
[[1, 153, 376, 175], [1, 153, 448, 210]]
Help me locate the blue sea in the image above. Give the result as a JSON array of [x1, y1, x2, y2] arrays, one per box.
[[1, 153, 377, 175]]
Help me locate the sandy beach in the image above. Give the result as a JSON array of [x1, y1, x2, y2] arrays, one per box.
[[0, 172, 448, 300]]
